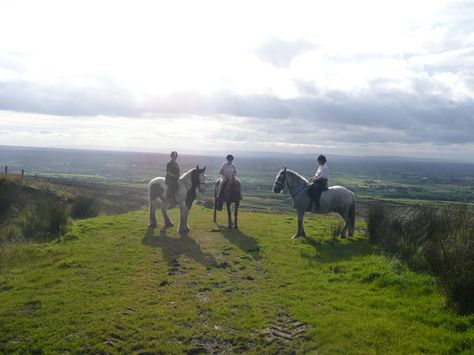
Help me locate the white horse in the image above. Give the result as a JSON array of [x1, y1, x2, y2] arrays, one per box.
[[148, 166, 206, 233], [273, 168, 355, 239]]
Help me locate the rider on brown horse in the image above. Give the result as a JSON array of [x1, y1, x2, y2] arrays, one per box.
[[214, 155, 241, 228], [217, 154, 237, 199]]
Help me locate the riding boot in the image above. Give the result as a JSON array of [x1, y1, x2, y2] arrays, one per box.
[[314, 200, 320, 211]]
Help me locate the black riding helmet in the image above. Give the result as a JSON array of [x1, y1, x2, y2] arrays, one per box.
[[317, 154, 327, 164], [226, 154, 234, 161]]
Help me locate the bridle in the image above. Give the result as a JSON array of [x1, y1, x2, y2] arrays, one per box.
[[274, 170, 287, 190], [275, 169, 307, 199], [191, 169, 206, 191]]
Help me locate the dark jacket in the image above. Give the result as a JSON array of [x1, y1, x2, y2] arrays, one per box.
[[165, 161, 180, 184]]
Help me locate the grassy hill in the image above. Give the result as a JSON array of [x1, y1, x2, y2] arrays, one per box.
[[1, 207, 474, 353]]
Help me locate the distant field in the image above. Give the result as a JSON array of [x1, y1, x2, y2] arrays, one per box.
[[2, 207, 474, 353], [1, 145, 474, 211]]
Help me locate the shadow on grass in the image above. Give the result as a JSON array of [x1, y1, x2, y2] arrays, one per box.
[[301, 235, 374, 263], [142, 226, 217, 269], [213, 224, 261, 260]]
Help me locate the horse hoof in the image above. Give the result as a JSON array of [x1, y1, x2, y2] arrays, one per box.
[[165, 222, 174, 228], [292, 234, 305, 239], [148, 223, 157, 229], [228, 225, 233, 229]]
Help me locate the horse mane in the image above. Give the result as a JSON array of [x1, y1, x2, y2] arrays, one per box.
[[180, 168, 196, 180], [183, 168, 199, 209], [286, 169, 308, 183]]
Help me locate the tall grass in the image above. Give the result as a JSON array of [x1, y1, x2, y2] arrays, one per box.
[[21, 202, 69, 241], [0, 179, 14, 221], [366, 204, 474, 312], [71, 195, 99, 219]]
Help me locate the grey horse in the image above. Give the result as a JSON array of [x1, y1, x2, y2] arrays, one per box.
[[273, 168, 355, 239]]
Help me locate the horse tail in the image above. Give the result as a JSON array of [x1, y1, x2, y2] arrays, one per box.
[[349, 195, 356, 236], [147, 181, 152, 206]]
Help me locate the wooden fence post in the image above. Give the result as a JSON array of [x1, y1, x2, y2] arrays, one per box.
[[21, 169, 25, 180], [4, 166, 6, 177]]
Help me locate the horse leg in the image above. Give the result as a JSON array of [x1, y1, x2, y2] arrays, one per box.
[[178, 203, 190, 233], [213, 203, 217, 224], [339, 211, 349, 238], [292, 209, 306, 239], [161, 205, 174, 228], [149, 200, 158, 228], [348, 200, 355, 237], [227, 202, 233, 229], [234, 201, 239, 229]]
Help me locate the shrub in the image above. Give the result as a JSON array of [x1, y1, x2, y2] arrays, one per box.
[[366, 204, 474, 312], [0, 180, 14, 220], [21, 201, 69, 241], [366, 206, 404, 254], [71, 196, 99, 219]]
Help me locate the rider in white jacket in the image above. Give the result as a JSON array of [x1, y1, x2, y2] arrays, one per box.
[[308, 154, 329, 209], [217, 154, 237, 198]]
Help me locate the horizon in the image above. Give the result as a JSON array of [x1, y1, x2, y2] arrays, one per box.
[[1, 1, 474, 160], [1, 143, 473, 165]]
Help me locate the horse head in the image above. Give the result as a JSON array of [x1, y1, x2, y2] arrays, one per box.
[[273, 167, 287, 193], [195, 165, 207, 193]]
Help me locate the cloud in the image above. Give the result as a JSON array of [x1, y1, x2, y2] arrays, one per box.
[[1, 0, 474, 158], [0, 80, 139, 116], [0, 50, 28, 73], [1, 76, 474, 146], [253, 37, 316, 68]]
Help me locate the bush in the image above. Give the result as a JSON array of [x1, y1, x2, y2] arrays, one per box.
[[21, 202, 69, 241], [71, 196, 99, 219], [366, 205, 390, 245], [366, 204, 474, 312], [0, 180, 14, 221]]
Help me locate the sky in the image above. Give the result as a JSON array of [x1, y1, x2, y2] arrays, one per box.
[[0, 0, 474, 160]]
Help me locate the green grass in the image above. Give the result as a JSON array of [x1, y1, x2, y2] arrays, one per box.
[[1, 207, 474, 353]]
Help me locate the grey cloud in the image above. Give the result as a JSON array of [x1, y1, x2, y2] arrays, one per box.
[[254, 37, 316, 68], [209, 90, 474, 145], [1, 77, 474, 146], [0, 80, 139, 116]]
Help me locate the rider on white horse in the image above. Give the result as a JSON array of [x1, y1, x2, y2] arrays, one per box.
[[148, 165, 206, 233], [165, 151, 180, 207], [307, 154, 329, 210], [273, 167, 355, 239]]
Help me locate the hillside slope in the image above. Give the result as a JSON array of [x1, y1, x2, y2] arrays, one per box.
[[1, 208, 474, 353]]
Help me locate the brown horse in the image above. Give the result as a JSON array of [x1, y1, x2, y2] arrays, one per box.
[[213, 178, 241, 229]]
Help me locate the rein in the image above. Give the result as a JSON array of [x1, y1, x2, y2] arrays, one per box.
[[290, 183, 307, 199]]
